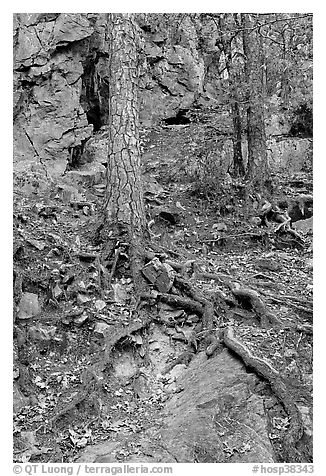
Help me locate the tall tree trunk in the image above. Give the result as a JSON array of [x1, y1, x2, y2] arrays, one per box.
[[280, 26, 290, 109], [103, 13, 147, 292], [218, 14, 245, 177], [241, 13, 269, 186], [230, 99, 245, 176]]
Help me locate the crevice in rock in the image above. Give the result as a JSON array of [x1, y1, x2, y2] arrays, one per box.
[[24, 129, 49, 179], [86, 105, 102, 132], [80, 53, 107, 132], [163, 108, 191, 125]]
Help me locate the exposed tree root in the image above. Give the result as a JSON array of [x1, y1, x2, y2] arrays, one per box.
[[141, 291, 204, 316], [205, 333, 223, 356], [187, 269, 281, 328], [101, 313, 152, 367], [222, 326, 305, 462], [13, 266, 23, 304], [51, 370, 102, 426], [259, 290, 313, 319], [129, 237, 150, 295], [267, 293, 312, 307], [293, 324, 313, 335], [229, 282, 282, 328], [174, 276, 215, 331], [95, 254, 106, 298], [139, 250, 308, 461], [87, 242, 309, 462]]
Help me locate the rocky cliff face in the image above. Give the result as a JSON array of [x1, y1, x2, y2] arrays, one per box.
[[13, 13, 312, 182], [13, 13, 219, 178], [13, 14, 94, 176]]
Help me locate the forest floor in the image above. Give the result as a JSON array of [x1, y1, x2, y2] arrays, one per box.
[[13, 122, 313, 464]]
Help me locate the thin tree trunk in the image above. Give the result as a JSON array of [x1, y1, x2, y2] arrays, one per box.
[[230, 85, 245, 177], [218, 14, 245, 177], [280, 28, 290, 109], [241, 13, 269, 186]]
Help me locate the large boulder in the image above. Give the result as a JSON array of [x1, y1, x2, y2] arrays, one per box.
[[77, 350, 275, 463], [157, 351, 275, 463], [292, 217, 313, 234]]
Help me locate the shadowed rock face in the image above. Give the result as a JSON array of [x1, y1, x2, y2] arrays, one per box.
[[77, 349, 275, 463], [13, 14, 95, 176]]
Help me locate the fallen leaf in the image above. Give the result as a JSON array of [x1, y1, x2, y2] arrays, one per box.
[[176, 201, 186, 210], [95, 299, 106, 311], [74, 312, 88, 326], [77, 293, 90, 304], [112, 282, 128, 304], [130, 334, 143, 345], [53, 284, 62, 299], [27, 239, 46, 251]]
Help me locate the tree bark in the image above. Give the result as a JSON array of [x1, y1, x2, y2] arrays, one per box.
[[241, 14, 269, 186], [218, 14, 245, 177], [280, 24, 290, 109], [103, 13, 147, 292]]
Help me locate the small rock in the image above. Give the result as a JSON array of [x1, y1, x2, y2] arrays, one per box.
[[28, 325, 56, 342], [57, 184, 82, 203], [303, 373, 313, 387], [74, 312, 88, 326], [61, 308, 83, 325], [17, 292, 41, 319], [77, 293, 90, 304], [212, 222, 228, 232], [53, 283, 63, 299], [292, 216, 313, 234], [13, 367, 20, 379], [305, 259, 313, 270], [142, 258, 175, 293], [94, 322, 111, 336], [249, 217, 262, 226], [64, 163, 106, 187]]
